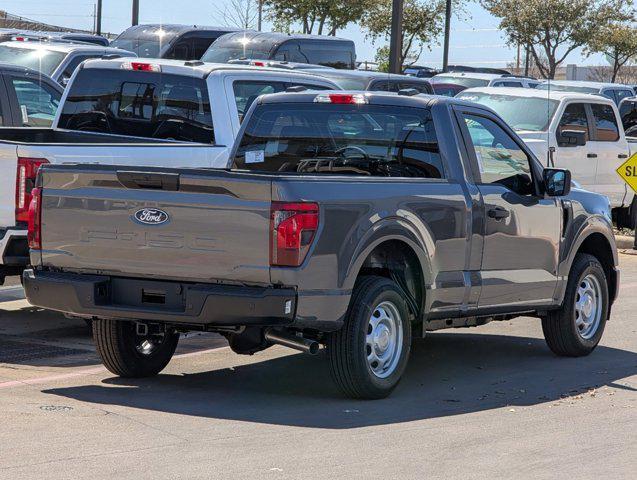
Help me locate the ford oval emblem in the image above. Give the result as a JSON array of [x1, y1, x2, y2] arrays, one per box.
[[133, 208, 169, 226]]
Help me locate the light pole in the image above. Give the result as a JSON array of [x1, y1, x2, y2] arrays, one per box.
[[388, 0, 403, 74], [132, 0, 139, 26], [96, 0, 102, 35], [442, 0, 452, 72]]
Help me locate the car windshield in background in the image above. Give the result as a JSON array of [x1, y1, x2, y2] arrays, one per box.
[[457, 92, 559, 131], [201, 44, 270, 63], [322, 75, 369, 90], [111, 27, 180, 57], [233, 103, 444, 178], [535, 83, 599, 94], [0, 45, 66, 76], [431, 75, 490, 88], [57, 69, 214, 143]]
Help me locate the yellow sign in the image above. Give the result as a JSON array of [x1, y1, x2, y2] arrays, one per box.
[[617, 152, 637, 194]]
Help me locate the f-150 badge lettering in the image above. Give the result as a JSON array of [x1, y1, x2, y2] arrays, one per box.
[[134, 208, 169, 225]]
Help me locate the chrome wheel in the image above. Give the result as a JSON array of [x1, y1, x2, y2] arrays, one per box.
[[574, 274, 602, 340], [366, 301, 403, 379]]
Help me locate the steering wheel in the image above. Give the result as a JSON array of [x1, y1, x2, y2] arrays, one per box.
[[335, 145, 369, 163]]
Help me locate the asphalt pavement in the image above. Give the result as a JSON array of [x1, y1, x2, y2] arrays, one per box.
[[0, 256, 635, 479]]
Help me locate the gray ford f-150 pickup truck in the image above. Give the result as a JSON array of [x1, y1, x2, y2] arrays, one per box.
[[23, 91, 619, 399]]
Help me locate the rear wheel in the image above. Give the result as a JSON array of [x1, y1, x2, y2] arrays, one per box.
[[542, 253, 608, 357], [327, 276, 412, 399], [93, 319, 179, 377]]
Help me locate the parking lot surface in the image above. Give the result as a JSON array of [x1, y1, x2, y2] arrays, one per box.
[[0, 256, 635, 480]]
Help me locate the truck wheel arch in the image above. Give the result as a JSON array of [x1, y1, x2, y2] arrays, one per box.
[[343, 223, 433, 319], [560, 226, 618, 308]]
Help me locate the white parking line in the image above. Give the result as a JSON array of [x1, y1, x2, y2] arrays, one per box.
[[0, 346, 228, 390], [0, 286, 25, 303]]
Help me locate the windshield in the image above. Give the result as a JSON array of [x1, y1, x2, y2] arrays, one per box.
[[322, 75, 368, 90], [233, 103, 444, 178], [111, 27, 180, 57], [457, 92, 559, 131], [201, 43, 271, 63], [0, 45, 66, 76], [536, 83, 599, 94], [431, 75, 490, 88]]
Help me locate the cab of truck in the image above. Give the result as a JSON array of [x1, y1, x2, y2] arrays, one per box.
[[201, 32, 356, 69], [110, 24, 239, 61]]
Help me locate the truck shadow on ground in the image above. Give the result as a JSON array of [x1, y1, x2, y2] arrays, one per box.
[[43, 332, 637, 429]]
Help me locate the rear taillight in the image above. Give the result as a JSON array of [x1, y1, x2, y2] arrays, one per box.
[[270, 202, 319, 267], [16, 157, 49, 223], [27, 187, 42, 250]]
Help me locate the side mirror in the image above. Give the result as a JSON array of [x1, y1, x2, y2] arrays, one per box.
[[544, 168, 571, 197], [60, 76, 70, 86], [557, 129, 586, 147]]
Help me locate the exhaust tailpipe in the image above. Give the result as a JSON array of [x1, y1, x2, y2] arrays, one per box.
[[264, 329, 319, 355]]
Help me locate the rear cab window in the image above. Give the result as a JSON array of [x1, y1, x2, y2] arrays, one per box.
[[233, 101, 444, 179], [58, 68, 214, 143]]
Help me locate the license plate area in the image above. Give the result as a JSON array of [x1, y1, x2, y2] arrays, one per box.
[[109, 278, 185, 312]]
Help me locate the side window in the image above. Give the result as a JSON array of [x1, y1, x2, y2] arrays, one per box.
[[61, 55, 96, 83], [399, 82, 431, 94], [232, 80, 286, 122], [590, 103, 620, 141], [501, 81, 523, 87], [191, 37, 216, 60], [166, 41, 190, 60], [558, 103, 590, 142], [462, 113, 533, 194], [620, 100, 637, 135], [370, 81, 400, 92], [615, 89, 633, 104], [11, 78, 60, 127]]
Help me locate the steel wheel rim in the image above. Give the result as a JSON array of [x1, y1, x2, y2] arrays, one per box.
[[366, 301, 403, 379], [574, 274, 602, 340]]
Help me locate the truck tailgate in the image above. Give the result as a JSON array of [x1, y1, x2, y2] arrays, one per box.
[[38, 165, 272, 284]]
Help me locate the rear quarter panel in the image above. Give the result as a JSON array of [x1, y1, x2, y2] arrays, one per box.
[[0, 143, 17, 227]]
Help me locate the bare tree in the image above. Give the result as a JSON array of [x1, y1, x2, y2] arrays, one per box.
[[213, 0, 260, 30]]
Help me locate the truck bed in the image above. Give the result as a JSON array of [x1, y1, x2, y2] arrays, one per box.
[[0, 128, 196, 145]]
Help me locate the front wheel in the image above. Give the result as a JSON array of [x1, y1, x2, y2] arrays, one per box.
[[327, 276, 412, 399], [542, 253, 608, 357], [93, 319, 179, 377]]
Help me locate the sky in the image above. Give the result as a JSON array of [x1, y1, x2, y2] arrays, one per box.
[[2, 0, 607, 68]]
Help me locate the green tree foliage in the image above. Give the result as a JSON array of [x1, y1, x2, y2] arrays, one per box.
[[481, 0, 633, 79], [587, 23, 637, 82], [264, 0, 374, 35], [363, 0, 447, 68]]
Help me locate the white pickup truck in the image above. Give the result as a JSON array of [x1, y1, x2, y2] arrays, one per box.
[[458, 87, 636, 226], [0, 58, 339, 283]]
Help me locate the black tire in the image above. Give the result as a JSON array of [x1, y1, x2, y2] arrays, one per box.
[[93, 319, 179, 377], [327, 276, 412, 399], [542, 253, 608, 357]]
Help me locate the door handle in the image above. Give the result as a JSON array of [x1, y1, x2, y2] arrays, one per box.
[[587, 153, 598, 158], [619, 153, 628, 159], [488, 207, 510, 220]]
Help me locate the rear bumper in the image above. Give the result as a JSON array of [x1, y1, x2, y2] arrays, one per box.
[[23, 269, 297, 327], [0, 228, 28, 266], [0, 229, 28, 282]]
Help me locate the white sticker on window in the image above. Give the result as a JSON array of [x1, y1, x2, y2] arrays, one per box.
[[245, 150, 265, 164], [20, 105, 29, 124]]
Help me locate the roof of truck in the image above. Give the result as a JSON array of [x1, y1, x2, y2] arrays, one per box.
[[459, 86, 617, 104], [537, 80, 634, 90], [0, 40, 130, 55], [79, 57, 342, 84]]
